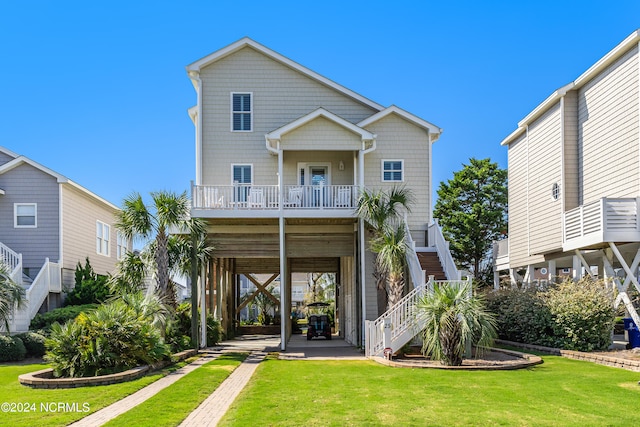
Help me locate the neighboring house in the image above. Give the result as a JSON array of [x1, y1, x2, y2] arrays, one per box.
[[186, 38, 459, 351], [0, 146, 126, 332], [495, 30, 640, 325]]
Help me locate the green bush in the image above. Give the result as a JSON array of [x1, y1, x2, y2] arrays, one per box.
[[15, 331, 46, 357], [486, 278, 616, 351], [30, 304, 98, 332], [544, 279, 615, 351], [45, 297, 170, 378], [164, 302, 223, 350], [0, 335, 26, 362], [64, 258, 112, 306]]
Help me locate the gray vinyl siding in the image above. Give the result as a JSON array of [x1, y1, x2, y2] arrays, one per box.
[[0, 151, 16, 166], [0, 163, 59, 274], [362, 113, 431, 246], [61, 184, 120, 281], [578, 44, 639, 203], [527, 103, 563, 255], [563, 91, 580, 211], [199, 46, 378, 186]]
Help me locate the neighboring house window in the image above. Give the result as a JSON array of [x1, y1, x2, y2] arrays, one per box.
[[382, 160, 404, 182], [14, 203, 37, 228], [551, 182, 560, 201], [231, 93, 252, 131], [116, 232, 128, 260], [96, 221, 110, 256]]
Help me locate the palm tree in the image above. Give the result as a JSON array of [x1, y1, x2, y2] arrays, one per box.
[[415, 280, 497, 366], [0, 265, 25, 332], [114, 191, 207, 306], [356, 186, 413, 313], [371, 224, 408, 309]]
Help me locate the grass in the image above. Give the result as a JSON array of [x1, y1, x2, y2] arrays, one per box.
[[0, 359, 194, 426], [104, 353, 246, 427], [219, 355, 640, 427]]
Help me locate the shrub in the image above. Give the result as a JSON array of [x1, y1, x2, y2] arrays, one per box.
[[15, 331, 46, 357], [486, 278, 616, 351], [64, 258, 111, 306], [0, 335, 26, 362], [206, 316, 223, 346], [30, 304, 98, 332], [485, 287, 558, 347], [544, 279, 615, 351], [164, 302, 223, 350], [45, 296, 171, 378]]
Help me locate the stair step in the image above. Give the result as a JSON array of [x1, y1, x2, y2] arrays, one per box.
[[417, 252, 447, 280]]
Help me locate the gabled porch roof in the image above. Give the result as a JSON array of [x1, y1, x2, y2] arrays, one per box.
[[265, 108, 375, 151]]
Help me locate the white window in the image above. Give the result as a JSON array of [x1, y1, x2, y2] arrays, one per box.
[[231, 93, 252, 131], [382, 160, 404, 182], [14, 203, 37, 228], [96, 221, 110, 256], [116, 232, 128, 260]]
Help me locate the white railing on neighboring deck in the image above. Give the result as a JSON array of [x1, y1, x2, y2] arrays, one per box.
[[427, 220, 461, 280], [365, 277, 472, 357], [563, 197, 640, 249], [8, 258, 61, 333], [0, 242, 22, 286], [191, 184, 359, 210]]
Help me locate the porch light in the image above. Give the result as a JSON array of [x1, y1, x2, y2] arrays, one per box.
[[339, 161, 344, 171]]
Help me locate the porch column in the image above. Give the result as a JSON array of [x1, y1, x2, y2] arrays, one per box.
[[572, 255, 582, 280], [278, 147, 283, 212], [200, 262, 207, 348], [279, 216, 287, 351], [547, 260, 556, 282], [358, 149, 366, 346]]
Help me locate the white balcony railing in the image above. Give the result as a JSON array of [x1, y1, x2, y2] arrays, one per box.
[[563, 197, 640, 250], [191, 184, 358, 211]]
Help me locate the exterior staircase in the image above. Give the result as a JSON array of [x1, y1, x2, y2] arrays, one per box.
[[417, 252, 447, 280], [365, 276, 472, 357], [1, 242, 61, 333]]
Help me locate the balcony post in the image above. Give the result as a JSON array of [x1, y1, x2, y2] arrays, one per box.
[[278, 147, 283, 212]]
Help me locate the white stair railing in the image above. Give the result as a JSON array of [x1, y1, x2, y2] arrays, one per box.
[[0, 242, 22, 286], [8, 258, 61, 333], [365, 277, 472, 358], [405, 223, 426, 289], [428, 221, 461, 280]]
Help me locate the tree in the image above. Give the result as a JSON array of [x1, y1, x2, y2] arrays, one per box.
[[0, 266, 24, 332], [113, 191, 208, 306], [433, 158, 507, 284], [357, 186, 413, 312], [416, 280, 497, 366], [371, 224, 408, 308]]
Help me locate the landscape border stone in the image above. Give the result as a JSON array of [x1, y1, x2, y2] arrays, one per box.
[[18, 349, 198, 389]]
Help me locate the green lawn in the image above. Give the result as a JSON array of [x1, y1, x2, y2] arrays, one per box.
[[104, 353, 246, 427], [0, 359, 194, 426], [219, 355, 640, 427]]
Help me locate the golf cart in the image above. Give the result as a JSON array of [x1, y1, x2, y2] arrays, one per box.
[[306, 302, 332, 340]]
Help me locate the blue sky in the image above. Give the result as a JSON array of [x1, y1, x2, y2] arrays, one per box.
[[1, 1, 639, 207]]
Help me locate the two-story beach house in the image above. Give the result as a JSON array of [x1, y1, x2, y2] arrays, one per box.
[[0, 146, 125, 332], [495, 30, 640, 325], [186, 38, 460, 351]]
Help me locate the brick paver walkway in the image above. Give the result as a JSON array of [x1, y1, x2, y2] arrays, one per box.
[[178, 350, 267, 427], [69, 350, 222, 427]]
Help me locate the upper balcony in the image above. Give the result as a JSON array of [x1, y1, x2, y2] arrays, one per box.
[[191, 183, 359, 218], [563, 197, 640, 251]]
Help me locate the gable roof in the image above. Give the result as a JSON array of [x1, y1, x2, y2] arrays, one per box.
[[186, 37, 385, 111], [266, 108, 375, 142], [0, 146, 119, 210], [501, 29, 640, 146], [358, 105, 442, 143]]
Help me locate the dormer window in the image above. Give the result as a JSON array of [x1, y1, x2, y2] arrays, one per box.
[[231, 93, 252, 131]]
